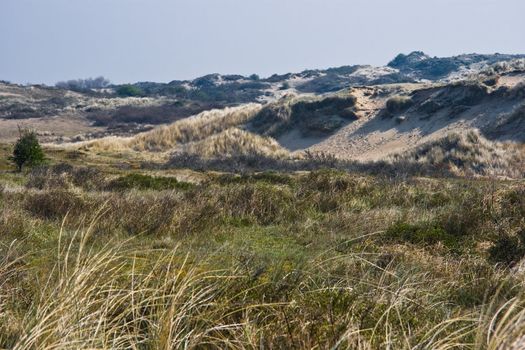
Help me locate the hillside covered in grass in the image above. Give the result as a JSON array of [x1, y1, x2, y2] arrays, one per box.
[[3, 158, 525, 348]]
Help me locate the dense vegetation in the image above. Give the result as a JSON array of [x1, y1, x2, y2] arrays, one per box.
[[2, 145, 525, 348]]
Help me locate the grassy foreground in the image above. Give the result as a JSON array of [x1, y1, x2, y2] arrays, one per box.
[[2, 155, 525, 348]]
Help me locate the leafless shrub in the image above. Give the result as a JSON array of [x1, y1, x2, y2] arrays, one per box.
[[55, 76, 111, 92], [26, 164, 106, 191], [24, 190, 87, 220]]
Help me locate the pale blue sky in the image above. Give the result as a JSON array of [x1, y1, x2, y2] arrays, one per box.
[[1, 0, 524, 84]]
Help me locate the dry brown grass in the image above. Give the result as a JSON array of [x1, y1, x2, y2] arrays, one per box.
[[180, 127, 289, 159], [129, 104, 262, 152], [390, 130, 525, 178], [81, 103, 292, 162], [6, 232, 238, 349], [87, 104, 262, 153]]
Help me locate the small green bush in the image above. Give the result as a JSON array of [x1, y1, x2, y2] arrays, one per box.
[[488, 229, 525, 266], [385, 221, 457, 247], [107, 173, 191, 191], [488, 236, 524, 266], [10, 129, 45, 171], [304, 116, 345, 135], [215, 172, 293, 185], [279, 82, 290, 90], [483, 76, 499, 87], [116, 85, 143, 97]]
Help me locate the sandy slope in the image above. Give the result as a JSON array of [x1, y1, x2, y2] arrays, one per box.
[[0, 115, 101, 143], [301, 78, 525, 161]]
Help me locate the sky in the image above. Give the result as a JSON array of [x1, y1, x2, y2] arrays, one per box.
[[1, 0, 525, 85]]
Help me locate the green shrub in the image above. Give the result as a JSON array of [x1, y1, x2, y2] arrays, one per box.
[[386, 96, 414, 114], [228, 183, 298, 225], [107, 173, 191, 191], [488, 229, 525, 266], [116, 85, 143, 97], [215, 172, 293, 186], [488, 235, 524, 266], [279, 82, 290, 90], [303, 116, 345, 135], [385, 221, 457, 247], [483, 76, 499, 87], [10, 129, 45, 171]]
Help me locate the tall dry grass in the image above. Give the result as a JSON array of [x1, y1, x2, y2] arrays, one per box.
[[3, 227, 525, 349], [4, 169, 525, 348], [130, 104, 262, 152], [87, 104, 262, 153], [389, 130, 525, 178], [5, 223, 244, 349], [180, 127, 289, 159]]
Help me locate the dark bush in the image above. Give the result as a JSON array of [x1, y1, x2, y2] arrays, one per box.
[[386, 96, 414, 114], [483, 76, 500, 87], [437, 198, 485, 238], [303, 116, 346, 135], [26, 166, 70, 190], [279, 82, 290, 90], [298, 169, 356, 194], [214, 172, 293, 186], [418, 100, 443, 115], [24, 190, 87, 220], [444, 81, 489, 106], [216, 183, 299, 225], [55, 77, 110, 92], [488, 235, 525, 266], [70, 167, 106, 190]]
